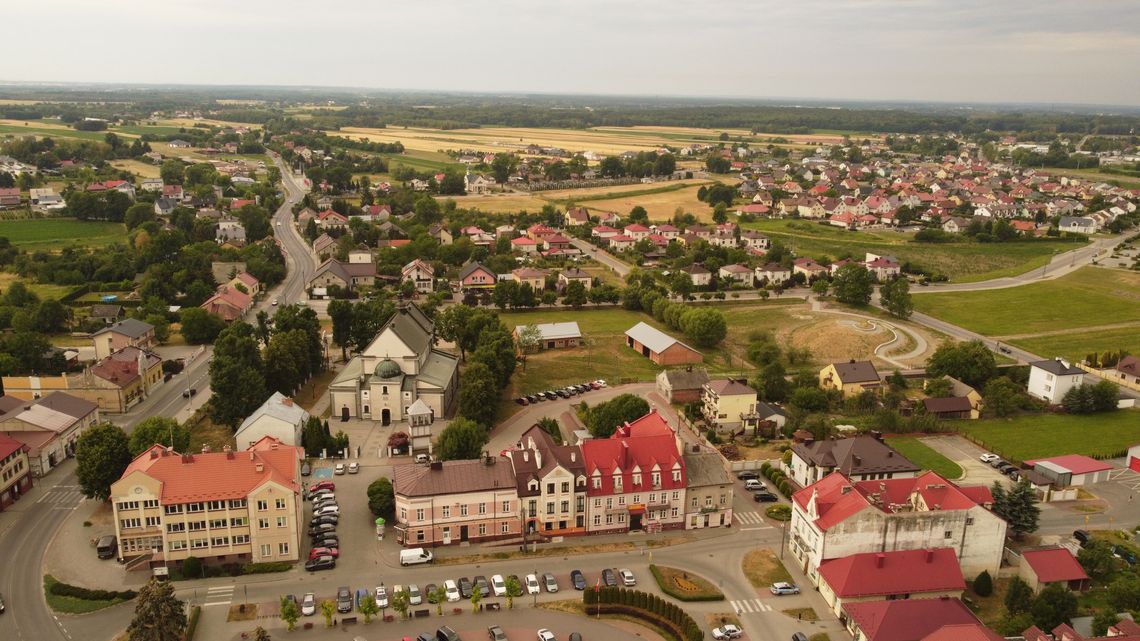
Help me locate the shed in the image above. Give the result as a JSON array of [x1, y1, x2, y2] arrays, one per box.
[[1019, 547, 1090, 593], [624, 322, 702, 366], [1024, 455, 1113, 487]]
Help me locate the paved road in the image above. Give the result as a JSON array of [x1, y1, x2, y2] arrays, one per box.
[[569, 238, 631, 277]]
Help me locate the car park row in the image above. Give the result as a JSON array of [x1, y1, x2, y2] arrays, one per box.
[[516, 380, 606, 405]]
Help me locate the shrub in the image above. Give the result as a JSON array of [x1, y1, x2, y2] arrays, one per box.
[[973, 570, 993, 597], [49, 580, 137, 602], [186, 605, 202, 640], [242, 561, 293, 575], [182, 555, 202, 579], [760, 461, 771, 474]]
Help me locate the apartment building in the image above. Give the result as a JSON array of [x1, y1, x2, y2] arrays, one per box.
[[392, 457, 521, 546], [507, 424, 588, 537]]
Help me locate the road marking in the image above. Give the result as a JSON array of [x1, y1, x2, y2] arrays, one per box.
[[730, 598, 772, 614], [734, 511, 770, 526], [203, 585, 235, 607]]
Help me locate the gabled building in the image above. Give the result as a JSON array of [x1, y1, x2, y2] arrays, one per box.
[[701, 379, 759, 431], [458, 262, 497, 291], [200, 285, 252, 322], [513, 322, 582, 351], [1027, 358, 1085, 405], [92, 318, 156, 360], [681, 448, 733, 529], [0, 392, 99, 477], [789, 434, 919, 487], [309, 258, 377, 293], [0, 433, 32, 511], [818, 548, 966, 617], [625, 322, 703, 366], [234, 392, 310, 449], [558, 268, 593, 291], [392, 458, 520, 547], [843, 597, 984, 641], [507, 425, 588, 537], [655, 367, 710, 404], [819, 360, 881, 398], [1018, 546, 1090, 593], [401, 259, 435, 293], [90, 347, 164, 412]]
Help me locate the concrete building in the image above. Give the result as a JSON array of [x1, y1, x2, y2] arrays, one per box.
[[819, 360, 881, 398], [0, 433, 33, 511], [681, 448, 733, 529], [0, 392, 100, 477], [624, 322, 703, 366], [507, 425, 588, 538], [789, 435, 919, 488], [110, 437, 304, 567], [1019, 547, 1090, 594], [701, 379, 759, 432], [1023, 455, 1113, 487], [92, 318, 156, 360], [818, 548, 966, 617], [234, 392, 310, 448], [655, 368, 710, 404], [392, 458, 520, 547], [1027, 359, 1085, 405]]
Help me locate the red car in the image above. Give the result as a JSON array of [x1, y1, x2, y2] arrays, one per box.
[[309, 481, 335, 493], [309, 546, 339, 560]]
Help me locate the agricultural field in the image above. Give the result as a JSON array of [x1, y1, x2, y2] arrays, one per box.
[[957, 409, 1140, 462], [0, 218, 126, 250], [111, 159, 162, 179], [912, 267, 1140, 336], [1010, 326, 1140, 364], [742, 219, 1085, 283], [441, 179, 719, 219]]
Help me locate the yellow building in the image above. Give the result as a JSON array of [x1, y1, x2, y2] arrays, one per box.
[[701, 379, 759, 431], [819, 361, 881, 399]]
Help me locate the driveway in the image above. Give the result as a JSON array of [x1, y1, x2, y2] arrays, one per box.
[[918, 435, 1009, 486]]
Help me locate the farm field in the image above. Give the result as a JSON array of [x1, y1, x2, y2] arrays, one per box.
[[111, 159, 162, 179], [885, 436, 964, 480], [742, 219, 1086, 282], [912, 267, 1140, 336], [0, 120, 117, 142], [0, 218, 126, 250], [441, 179, 719, 219], [957, 409, 1140, 462]]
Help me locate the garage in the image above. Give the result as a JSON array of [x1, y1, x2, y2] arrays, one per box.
[[1024, 455, 1114, 487], [1129, 444, 1140, 473]]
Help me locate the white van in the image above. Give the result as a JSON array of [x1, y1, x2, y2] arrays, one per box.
[[400, 547, 433, 566]]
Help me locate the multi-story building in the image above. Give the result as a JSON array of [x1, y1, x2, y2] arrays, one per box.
[[0, 433, 33, 511], [392, 457, 521, 546], [110, 437, 303, 568], [789, 434, 919, 488], [0, 392, 100, 476], [701, 379, 759, 432], [507, 425, 588, 537], [788, 471, 1005, 587], [581, 410, 687, 534], [681, 448, 733, 529]]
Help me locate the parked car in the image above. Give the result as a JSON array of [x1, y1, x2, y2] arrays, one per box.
[[996, 463, 1016, 474], [525, 574, 540, 595], [537, 629, 556, 641], [594, 379, 607, 387], [543, 572, 559, 593], [348, 462, 359, 474], [792, 633, 810, 641], [356, 588, 370, 610], [516, 397, 529, 406], [301, 592, 316, 616], [978, 453, 1000, 463], [488, 625, 508, 641], [491, 574, 507, 597], [336, 586, 353, 612], [744, 479, 764, 491], [737, 471, 759, 481], [436, 626, 461, 641], [309, 481, 335, 493], [569, 634, 582, 641], [408, 584, 422, 605], [601, 568, 617, 587], [712, 624, 743, 640], [444, 580, 461, 602], [1073, 529, 1091, 545], [619, 569, 636, 586], [770, 582, 800, 595], [308, 546, 339, 560], [300, 462, 311, 476], [458, 577, 474, 599], [308, 523, 336, 537], [989, 458, 1008, 469], [375, 585, 388, 609], [314, 505, 340, 517], [334, 463, 346, 475], [1112, 545, 1137, 564], [424, 583, 440, 603], [753, 490, 778, 502], [570, 570, 586, 590], [310, 515, 339, 527], [415, 453, 431, 464], [312, 497, 338, 510], [473, 575, 489, 597], [311, 534, 339, 549]]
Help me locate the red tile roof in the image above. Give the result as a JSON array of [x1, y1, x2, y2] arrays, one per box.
[[1023, 455, 1113, 476], [1021, 547, 1089, 584], [0, 433, 28, 460], [793, 471, 991, 531], [818, 548, 965, 598], [581, 409, 684, 497], [843, 598, 981, 641], [123, 437, 302, 503], [920, 624, 1004, 641]]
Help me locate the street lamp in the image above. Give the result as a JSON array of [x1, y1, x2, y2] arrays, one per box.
[[533, 568, 538, 607]]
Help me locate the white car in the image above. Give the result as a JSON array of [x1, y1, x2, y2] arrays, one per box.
[[979, 453, 1000, 463], [301, 592, 316, 616], [525, 573, 541, 595], [770, 582, 801, 595], [712, 624, 743, 640], [491, 574, 507, 597], [374, 585, 388, 609], [444, 580, 461, 602], [348, 462, 359, 474], [334, 463, 346, 475], [314, 505, 340, 516], [408, 584, 422, 605], [619, 568, 636, 586], [537, 629, 556, 641], [594, 379, 607, 387]]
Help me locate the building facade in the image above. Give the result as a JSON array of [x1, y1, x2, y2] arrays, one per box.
[[0, 433, 33, 511], [507, 425, 588, 538], [681, 448, 733, 529], [0, 392, 100, 476], [392, 458, 521, 546]]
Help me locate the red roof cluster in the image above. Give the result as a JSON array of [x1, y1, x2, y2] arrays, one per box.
[[793, 471, 992, 531], [581, 410, 684, 497], [124, 436, 302, 502], [843, 598, 981, 641]]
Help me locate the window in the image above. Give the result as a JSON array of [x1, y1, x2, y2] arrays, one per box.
[[166, 523, 185, 533], [720, 494, 727, 505], [633, 494, 640, 504], [593, 515, 601, 526], [594, 499, 602, 508], [691, 497, 698, 508], [547, 483, 555, 494], [230, 517, 247, 527], [210, 519, 227, 529], [560, 500, 569, 513], [618, 496, 626, 505], [415, 508, 424, 522], [416, 530, 425, 542], [228, 499, 246, 509], [186, 502, 203, 513], [169, 540, 187, 551], [191, 539, 208, 550], [501, 501, 511, 513], [164, 505, 183, 515], [944, 530, 953, 539], [592, 478, 601, 489], [672, 471, 681, 483], [145, 516, 161, 527], [546, 502, 554, 515], [605, 498, 613, 509], [278, 542, 290, 555], [460, 505, 468, 517], [207, 500, 226, 511], [260, 544, 272, 557], [256, 500, 268, 511], [117, 500, 139, 510], [478, 523, 487, 536], [275, 498, 286, 510], [613, 475, 622, 490], [652, 472, 661, 486], [561, 482, 570, 493], [258, 518, 269, 529], [705, 497, 713, 507], [671, 507, 679, 517], [632, 473, 642, 485], [672, 491, 680, 501], [618, 514, 625, 523], [188, 521, 206, 532], [966, 517, 975, 525], [120, 518, 141, 529], [648, 493, 655, 503], [442, 506, 450, 518], [500, 522, 509, 534], [233, 534, 249, 544], [605, 515, 614, 525], [276, 516, 287, 528], [528, 500, 537, 518], [478, 503, 486, 515], [211, 536, 229, 547]]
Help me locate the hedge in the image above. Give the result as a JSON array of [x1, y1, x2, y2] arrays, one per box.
[[648, 564, 724, 602], [584, 587, 703, 641], [242, 561, 292, 575], [186, 605, 202, 640], [49, 580, 137, 602]]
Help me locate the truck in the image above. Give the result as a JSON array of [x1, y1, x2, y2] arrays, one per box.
[[400, 547, 433, 566]]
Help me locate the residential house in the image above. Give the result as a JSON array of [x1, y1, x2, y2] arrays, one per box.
[[942, 217, 970, 234], [308, 258, 377, 294], [865, 257, 902, 281], [843, 598, 985, 641], [1027, 358, 1084, 404], [789, 434, 920, 488], [543, 234, 573, 252], [564, 207, 590, 226], [162, 184, 185, 202], [0, 188, 21, 207], [1059, 216, 1096, 234], [607, 234, 636, 251], [312, 234, 336, 256], [401, 259, 435, 293], [655, 367, 710, 404], [0, 392, 100, 477], [514, 322, 582, 351], [682, 448, 734, 529], [154, 197, 178, 217], [1114, 355, 1140, 386], [788, 472, 1005, 587], [455, 262, 495, 291], [922, 397, 975, 420], [510, 236, 539, 254], [227, 271, 260, 297], [0, 433, 33, 511], [701, 379, 759, 432], [200, 286, 253, 322], [1022, 620, 1140, 641], [558, 268, 593, 291], [819, 360, 882, 398], [755, 263, 792, 285], [818, 548, 966, 617], [625, 322, 703, 366], [756, 402, 787, 434], [465, 173, 493, 195], [623, 224, 651, 240], [510, 267, 547, 291], [591, 225, 620, 240], [740, 230, 770, 251], [581, 410, 687, 534], [718, 264, 754, 286], [793, 257, 828, 280], [88, 304, 124, 325], [92, 319, 156, 360], [924, 376, 984, 419], [317, 209, 348, 229], [215, 218, 246, 244], [140, 178, 164, 193], [234, 392, 310, 449], [110, 437, 304, 567], [90, 347, 164, 412], [1018, 547, 1090, 593], [392, 458, 520, 547], [428, 224, 453, 245], [507, 425, 589, 537], [681, 264, 712, 287]]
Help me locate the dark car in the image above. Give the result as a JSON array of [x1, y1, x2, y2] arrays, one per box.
[[527, 395, 539, 403], [556, 390, 569, 398], [305, 556, 336, 572], [310, 515, 339, 527], [437, 625, 460, 641], [1074, 529, 1091, 545], [416, 635, 434, 641], [578, 384, 591, 392], [602, 568, 617, 587], [1113, 545, 1137, 564], [458, 577, 473, 599], [336, 586, 353, 613], [488, 625, 508, 641], [753, 490, 778, 502], [473, 575, 489, 597], [569, 634, 583, 641], [311, 534, 339, 549], [516, 397, 529, 405], [989, 458, 1007, 468], [571, 569, 586, 590], [507, 574, 524, 597], [308, 523, 336, 537], [737, 471, 759, 481], [300, 462, 311, 477], [424, 583, 442, 603]]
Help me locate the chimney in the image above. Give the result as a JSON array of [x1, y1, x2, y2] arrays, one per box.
[[226, 448, 234, 460], [250, 452, 255, 461], [875, 553, 885, 568], [255, 463, 264, 473], [926, 549, 934, 563], [283, 398, 293, 407], [201, 444, 211, 454], [149, 449, 159, 460], [852, 455, 862, 466]]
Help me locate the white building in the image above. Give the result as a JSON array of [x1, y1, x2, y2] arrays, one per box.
[[234, 392, 310, 448], [1027, 359, 1085, 405]]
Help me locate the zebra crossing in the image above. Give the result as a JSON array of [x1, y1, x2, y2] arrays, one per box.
[[734, 511, 770, 526], [730, 597, 773, 614], [37, 484, 85, 508], [203, 585, 235, 607]]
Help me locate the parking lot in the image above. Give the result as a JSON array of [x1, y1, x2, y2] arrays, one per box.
[[915, 435, 1011, 485]]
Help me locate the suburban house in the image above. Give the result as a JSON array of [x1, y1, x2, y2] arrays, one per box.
[[1027, 358, 1085, 404], [458, 262, 497, 291], [428, 224, 453, 245], [625, 322, 703, 366], [514, 322, 582, 351], [308, 258, 377, 294], [1114, 355, 1140, 387], [842, 597, 985, 641], [789, 434, 919, 488], [1018, 547, 1090, 593], [0, 392, 100, 477], [1022, 620, 1140, 641], [392, 458, 520, 547], [234, 392, 310, 449], [510, 236, 539, 254], [558, 268, 593, 291], [581, 409, 687, 534], [924, 376, 984, 419], [92, 319, 156, 360], [1023, 455, 1113, 487], [328, 302, 459, 424], [565, 207, 590, 226], [700, 379, 759, 432], [756, 402, 787, 433], [818, 548, 966, 617], [793, 257, 828, 280], [681, 264, 712, 287], [226, 271, 260, 297], [154, 197, 178, 217], [819, 360, 881, 398], [0, 433, 33, 511], [89, 304, 124, 325], [718, 264, 754, 286], [507, 424, 589, 537], [1058, 216, 1097, 234], [200, 286, 253, 322], [110, 437, 303, 568], [788, 471, 1005, 587], [90, 347, 164, 412], [681, 448, 734, 530], [755, 263, 792, 284], [401, 259, 435, 293], [0, 187, 22, 207], [511, 267, 548, 291], [655, 367, 710, 404]]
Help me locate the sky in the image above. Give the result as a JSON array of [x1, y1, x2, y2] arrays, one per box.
[[5, 0, 1140, 106]]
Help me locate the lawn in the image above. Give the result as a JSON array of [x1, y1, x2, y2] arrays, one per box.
[[741, 548, 793, 589], [956, 409, 1140, 462], [885, 436, 964, 479], [0, 218, 126, 250], [43, 575, 132, 614], [1009, 326, 1140, 363], [0, 120, 123, 142], [0, 271, 75, 300], [912, 267, 1140, 336], [649, 565, 725, 601]]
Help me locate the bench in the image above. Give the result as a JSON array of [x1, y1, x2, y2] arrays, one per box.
[[341, 617, 357, 625], [414, 609, 430, 618]]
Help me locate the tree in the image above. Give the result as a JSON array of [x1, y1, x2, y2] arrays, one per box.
[[879, 278, 913, 319], [585, 394, 650, 438], [982, 376, 1024, 418], [435, 417, 488, 461], [457, 359, 501, 425], [129, 417, 190, 456], [431, 584, 448, 615], [704, 184, 735, 207], [127, 578, 187, 641], [492, 280, 519, 310], [77, 422, 132, 501], [357, 591, 379, 623], [504, 575, 521, 609], [1107, 575, 1140, 612], [491, 154, 518, 183], [280, 596, 300, 631], [1004, 576, 1034, 614], [390, 589, 410, 620], [992, 479, 1040, 540], [1092, 611, 1121, 637], [712, 203, 728, 224], [145, 314, 171, 344], [789, 386, 830, 412], [923, 377, 954, 398], [1077, 539, 1116, 581], [925, 340, 997, 388], [752, 361, 791, 402], [973, 570, 993, 597], [470, 582, 482, 613], [1030, 584, 1078, 631], [181, 555, 202, 579], [367, 477, 394, 519], [515, 324, 542, 354], [832, 264, 873, 306], [320, 599, 336, 627], [681, 307, 727, 347], [562, 281, 587, 309], [209, 322, 269, 429], [179, 307, 225, 344]]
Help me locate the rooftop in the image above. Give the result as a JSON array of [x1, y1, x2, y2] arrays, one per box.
[[92, 318, 154, 339], [1024, 454, 1113, 476], [792, 435, 919, 476], [515, 322, 582, 341], [843, 598, 981, 641], [793, 471, 992, 531], [1021, 546, 1090, 584], [393, 458, 516, 497], [828, 360, 881, 384], [818, 548, 965, 598], [625, 322, 699, 356], [1031, 358, 1085, 376]]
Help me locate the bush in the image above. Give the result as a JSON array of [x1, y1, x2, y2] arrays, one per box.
[[760, 461, 771, 474], [186, 605, 202, 640], [766, 504, 792, 521], [182, 555, 202, 579], [49, 580, 137, 602], [586, 587, 703, 641], [973, 570, 993, 597], [242, 561, 292, 575]]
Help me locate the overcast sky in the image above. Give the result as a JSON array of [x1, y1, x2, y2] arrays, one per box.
[[5, 0, 1140, 106]]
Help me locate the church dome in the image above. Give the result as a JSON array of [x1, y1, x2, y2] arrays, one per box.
[[374, 358, 403, 379]]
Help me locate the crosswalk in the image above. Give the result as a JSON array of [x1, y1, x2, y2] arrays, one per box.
[[37, 484, 85, 508], [203, 586, 235, 607], [730, 597, 773, 614], [734, 511, 770, 526]]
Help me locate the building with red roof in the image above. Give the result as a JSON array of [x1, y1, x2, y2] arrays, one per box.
[[1024, 455, 1114, 487], [818, 548, 965, 616], [1023, 620, 1140, 641], [789, 471, 1005, 588], [1018, 546, 1090, 593], [0, 433, 33, 511], [110, 436, 303, 568], [842, 597, 983, 641], [200, 285, 253, 322], [580, 409, 686, 534], [919, 624, 1004, 641]]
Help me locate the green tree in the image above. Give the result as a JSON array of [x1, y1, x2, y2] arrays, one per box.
[[1004, 576, 1034, 614], [1030, 584, 1078, 630], [712, 203, 728, 224], [879, 278, 913, 319], [128, 417, 190, 456], [279, 596, 300, 631], [320, 599, 336, 627], [144, 314, 171, 344], [76, 422, 132, 501], [789, 386, 830, 412], [586, 394, 651, 438], [925, 340, 997, 388], [491, 154, 518, 183], [390, 589, 410, 620], [681, 307, 727, 347], [431, 584, 448, 615], [208, 322, 269, 429], [327, 299, 354, 361], [493, 280, 519, 310], [1107, 575, 1140, 612], [436, 417, 488, 461], [923, 377, 954, 398], [515, 324, 542, 354], [504, 575, 521, 609], [1092, 611, 1121, 637], [982, 376, 1025, 418], [181, 556, 202, 579], [562, 280, 587, 309], [179, 307, 225, 344], [457, 361, 499, 427], [1077, 539, 1116, 581], [127, 579, 187, 641], [367, 477, 394, 519], [357, 591, 379, 623], [35, 299, 71, 333], [470, 582, 482, 613], [991, 479, 1040, 540], [832, 264, 873, 306], [973, 570, 993, 597]]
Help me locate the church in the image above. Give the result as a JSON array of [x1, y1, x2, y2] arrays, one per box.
[[328, 302, 459, 424]]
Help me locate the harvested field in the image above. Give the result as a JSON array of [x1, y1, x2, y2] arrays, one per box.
[[785, 317, 891, 365]]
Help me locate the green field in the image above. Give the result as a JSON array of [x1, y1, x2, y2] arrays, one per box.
[[0, 218, 126, 249], [912, 267, 1140, 336], [1011, 326, 1140, 363], [957, 409, 1140, 462], [0, 123, 122, 142], [742, 219, 1083, 283], [885, 436, 964, 479], [380, 151, 461, 174]]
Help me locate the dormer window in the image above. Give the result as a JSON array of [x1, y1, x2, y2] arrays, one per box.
[[651, 472, 661, 486], [632, 473, 642, 486], [613, 475, 623, 490], [672, 470, 681, 483], [592, 478, 601, 489], [528, 480, 539, 491]]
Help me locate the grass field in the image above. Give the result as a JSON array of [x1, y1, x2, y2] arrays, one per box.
[[0, 271, 75, 300], [0, 121, 117, 142], [956, 409, 1140, 462], [885, 436, 964, 479], [0, 218, 126, 250], [1011, 326, 1140, 363], [912, 267, 1140, 336], [443, 179, 719, 218], [111, 159, 162, 179], [742, 549, 793, 589]]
